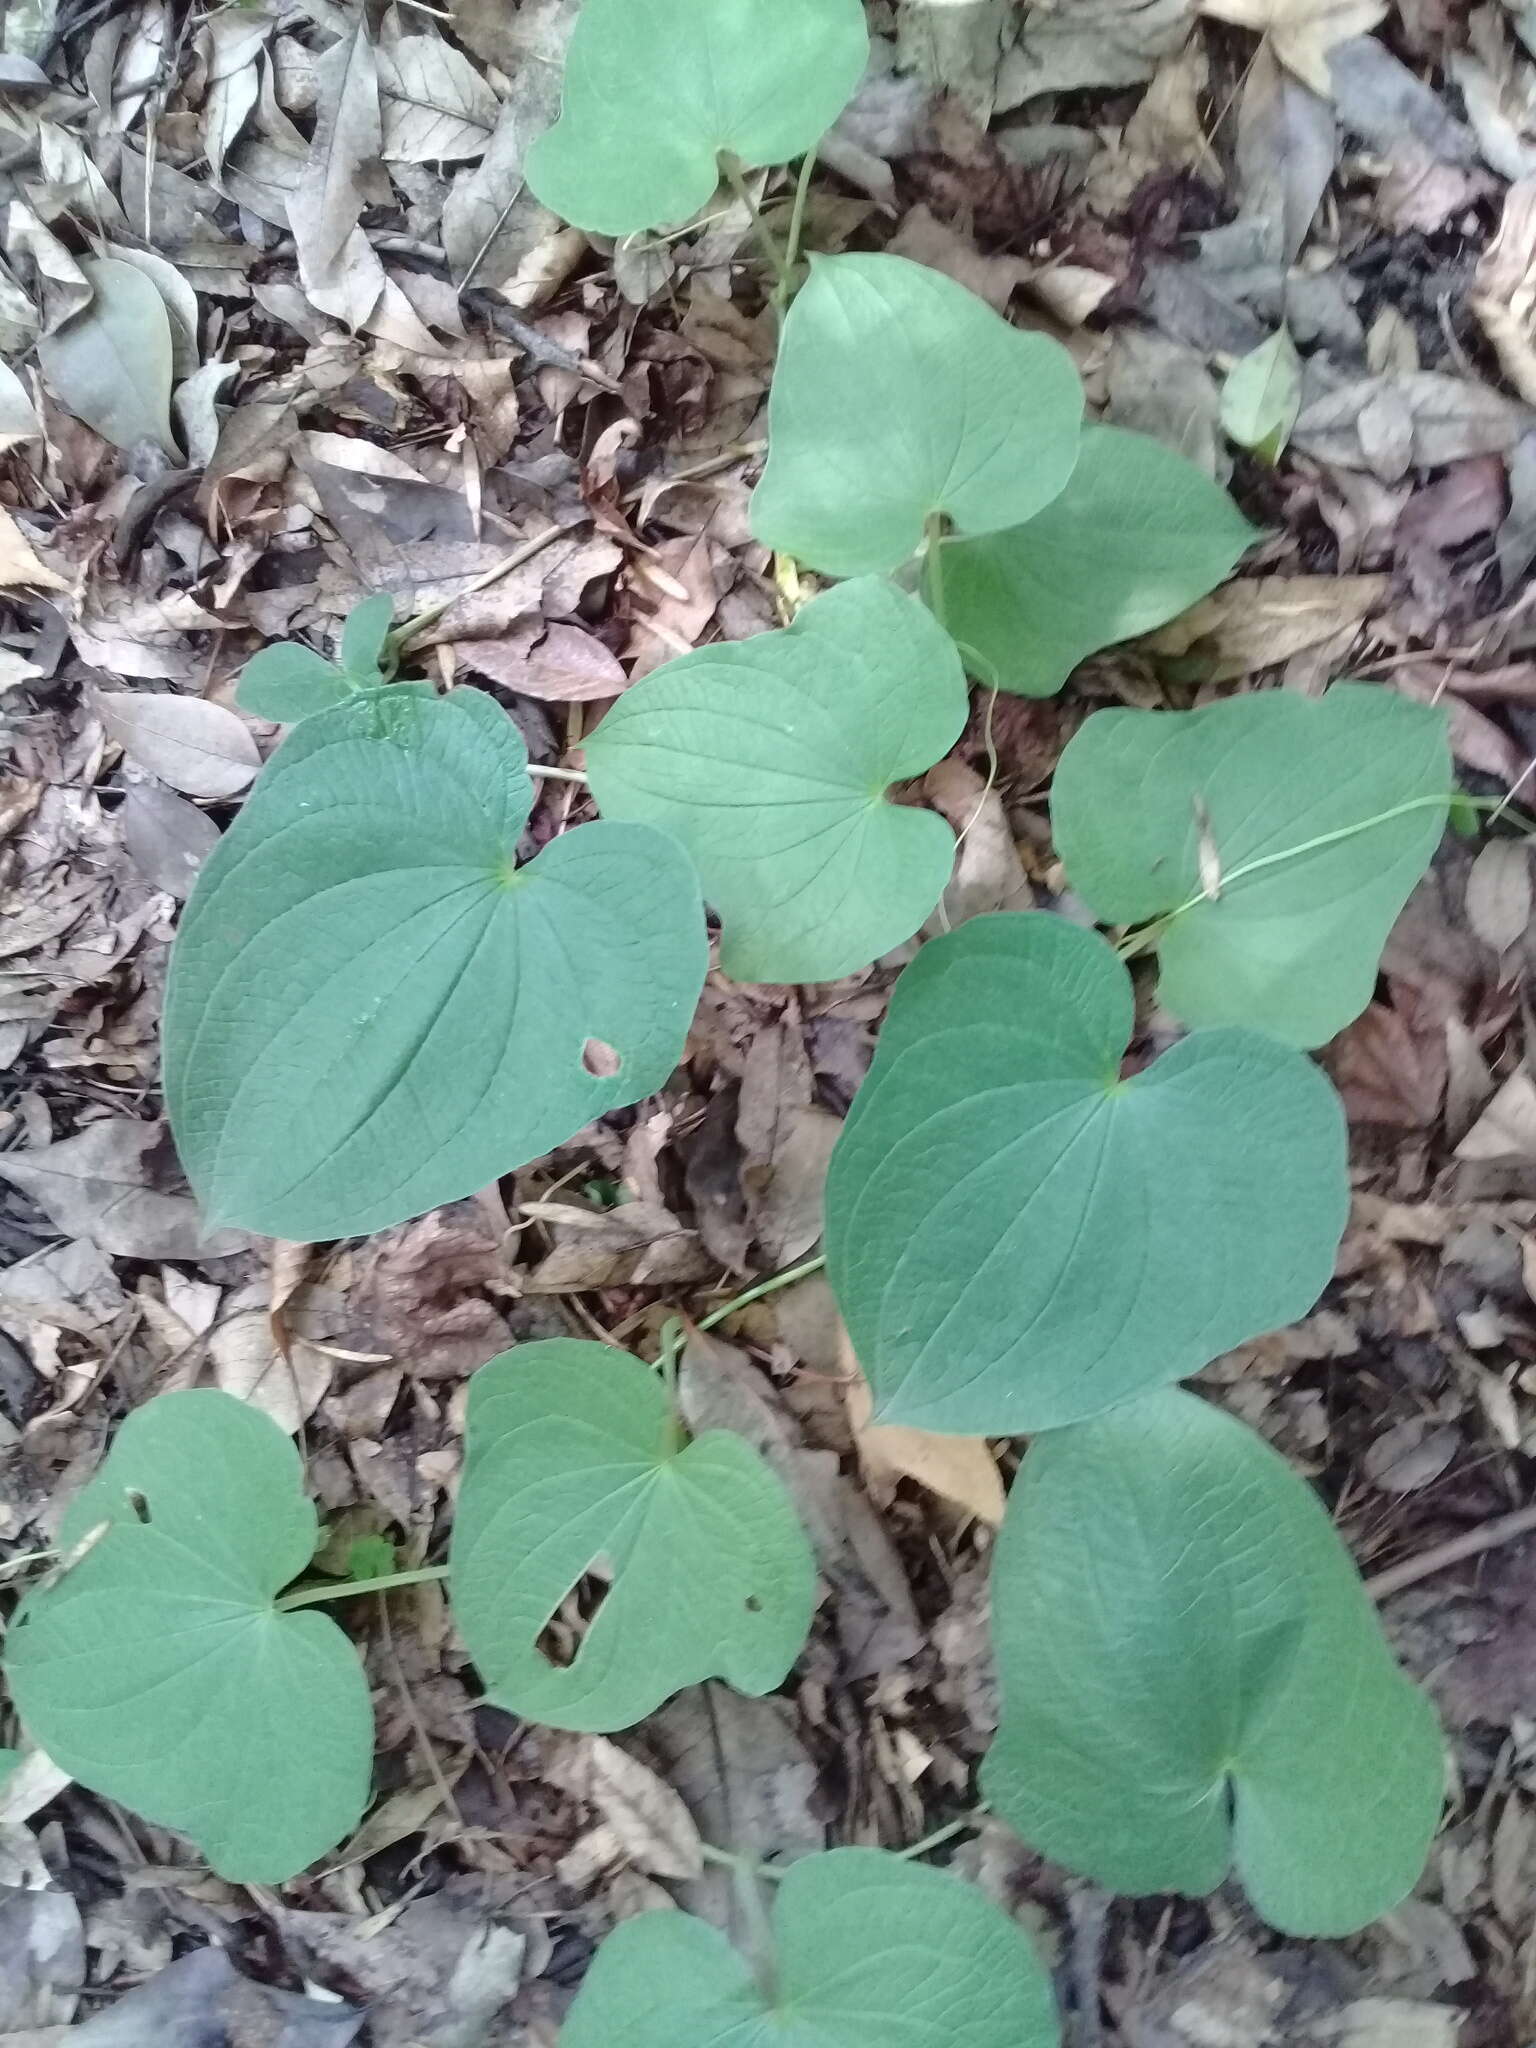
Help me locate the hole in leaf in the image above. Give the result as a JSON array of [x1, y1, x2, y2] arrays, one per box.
[[581, 1037, 622, 1079], [125, 1488, 151, 1524], [744, 1594, 762, 1613], [536, 1564, 613, 1669]]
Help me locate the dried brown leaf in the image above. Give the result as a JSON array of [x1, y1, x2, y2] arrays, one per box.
[[839, 1327, 1005, 1525], [454, 621, 626, 701], [548, 1736, 704, 1879], [1146, 574, 1388, 678], [521, 1199, 713, 1290], [0, 1120, 252, 1261]]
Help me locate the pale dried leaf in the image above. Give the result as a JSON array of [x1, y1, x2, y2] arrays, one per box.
[[379, 36, 498, 162], [439, 0, 578, 288], [1465, 840, 1532, 952], [35, 255, 177, 456], [1196, 0, 1386, 96], [840, 1328, 1005, 1525], [1145, 574, 1388, 677], [96, 691, 260, 800], [999, 0, 1191, 101], [202, 10, 267, 181], [1456, 1069, 1536, 1160], [0, 359, 42, 448], [1294, 371, 1536, 476], [1321, 1998, 1462, 2047], [0, 1749, 72, 1826], [1472, 175, 1536, 406], [210, 1307, 332, 1435], [71, 593, 221, 683], [0, 1120, 252, 1261], [549, 1736, 704, 1879], [0, 507, 65, 592], [897, 0, 1010, 121], [289, 24, 384, 330], [521, 1199, 713, 1290], [120, 783, 221, 898]]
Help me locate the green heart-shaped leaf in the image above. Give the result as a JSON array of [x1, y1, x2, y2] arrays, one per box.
[[526, 0, 869, 236], [237, 643, 355, 723], [562, 1847, 1061, 2048], [1051, 685, 1451, 1047], [450, 1341, 816, 1732], [826, 914, 1346, 1433], [164, 687, 706, 1242], [751, 255, 1083, 578], [937, 426, 1256, 697], [585, 579, 969, 983], [3, 1391, 372, 1883], [983, 1389, 1443, 1937]]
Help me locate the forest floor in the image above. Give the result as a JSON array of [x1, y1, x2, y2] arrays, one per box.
[[5, 0, 1536, 2043]]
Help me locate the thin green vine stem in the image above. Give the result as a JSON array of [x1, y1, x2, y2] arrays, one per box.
[[895, 1808, 988, 1861], [924, 510, 948, 630], [697, 1253, 827, 1333], [776, 145, 819, 313], [721, 156, 794, 301], [1115, 789, 1536, 960], [699, 1840, 788, 1882], [275, 1564, 450, 1612]]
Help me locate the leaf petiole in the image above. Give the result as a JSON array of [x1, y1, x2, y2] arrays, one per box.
[[776, 145, 819, 314], [696, 1252, 827, 1334], [275, 1564, 450, 1612], [923, 510, 948, 631], [721, 155, 794, 303]]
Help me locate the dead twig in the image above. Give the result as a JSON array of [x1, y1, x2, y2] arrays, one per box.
[[1366, 1500, 1536, 1600]]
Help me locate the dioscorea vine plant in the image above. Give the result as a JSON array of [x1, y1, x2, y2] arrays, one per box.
[[2, 0, 1463, 2033]]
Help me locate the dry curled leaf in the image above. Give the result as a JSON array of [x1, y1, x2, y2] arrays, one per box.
[[1196, 0, 1386, 96]]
